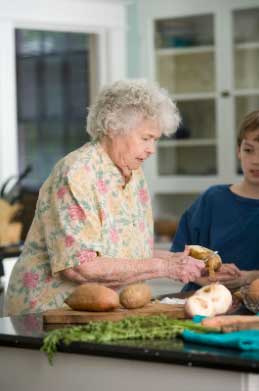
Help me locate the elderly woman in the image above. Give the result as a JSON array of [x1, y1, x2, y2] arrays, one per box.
[[5, 79, 204, 315]]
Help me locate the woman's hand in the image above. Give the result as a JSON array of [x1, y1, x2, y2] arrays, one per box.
[[60, 268, 88, 284], [153, 249, 177, 261], [166, 248, 205, 283]]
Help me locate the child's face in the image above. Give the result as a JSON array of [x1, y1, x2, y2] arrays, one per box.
[[238, 128, 259, 184]]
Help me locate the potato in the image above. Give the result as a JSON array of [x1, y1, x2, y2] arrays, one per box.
[[65, 283, 120, 311], [188, 245, 210, 261], [188, 245, 222, 278], [119, 283, 152, 309]]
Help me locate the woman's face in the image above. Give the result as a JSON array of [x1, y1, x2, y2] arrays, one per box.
[[108, 119, 162, 172], [238, 128, 259, 185]]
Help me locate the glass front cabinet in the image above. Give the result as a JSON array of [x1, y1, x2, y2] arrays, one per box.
[[141, 0, 259, 235]]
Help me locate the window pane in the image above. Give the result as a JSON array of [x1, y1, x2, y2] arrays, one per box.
[[156, 51, 215, 94], [43, 31, 67, 53], [17, 58, 38, 119], [155, 14, 214, 49], [233, 8, 259, 89], [66, 121, 87, 154], [16, 30, 42, 55], [16, 30, 97, 188], [177, 99, 216, 139], [158, 145, 217, 176], [44, 56, 63, 117], [155, 15, 215, 94], [69, 53, 90, 118], [67, 34, 90, 51]]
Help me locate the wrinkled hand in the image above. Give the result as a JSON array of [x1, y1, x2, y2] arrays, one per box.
[[60, 267, 87, 284], [153, 249, 176, 261], [194, 263, 244, 289], [167, 247, 205, 283]]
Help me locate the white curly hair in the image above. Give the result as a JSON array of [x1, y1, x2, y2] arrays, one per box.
[[86, 79, 181, 140]]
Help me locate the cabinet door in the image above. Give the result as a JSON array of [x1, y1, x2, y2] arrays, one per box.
[[232, 7, 259, 173], [155, 14, 217, 177]]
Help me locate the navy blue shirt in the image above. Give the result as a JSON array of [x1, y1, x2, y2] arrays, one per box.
[[171, 185, 259, 291]]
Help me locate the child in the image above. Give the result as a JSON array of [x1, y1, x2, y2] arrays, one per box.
[[171, 110, 259, 291]]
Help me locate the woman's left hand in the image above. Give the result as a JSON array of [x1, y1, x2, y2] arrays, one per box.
[[153, 249, 178, 261], [154, 246, 195, 262]]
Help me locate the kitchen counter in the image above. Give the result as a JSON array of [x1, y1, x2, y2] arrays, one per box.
[[0, 312, 259, 391]]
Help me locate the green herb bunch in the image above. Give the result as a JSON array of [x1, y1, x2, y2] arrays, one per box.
[[41, 315, 217, 365]]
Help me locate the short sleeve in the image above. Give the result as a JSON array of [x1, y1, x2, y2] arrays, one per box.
[[40, 169, 103, 275]]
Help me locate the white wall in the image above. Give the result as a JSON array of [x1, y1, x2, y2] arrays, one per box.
[[0, 0, 127, 185]]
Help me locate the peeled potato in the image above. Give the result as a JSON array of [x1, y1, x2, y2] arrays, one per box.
[[120, 283, 152, 309], [188, 245, 222, 278], [188, 245, 210, 261], [65, 283, 120, 311]]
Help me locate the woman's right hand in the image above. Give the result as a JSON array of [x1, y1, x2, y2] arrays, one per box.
[[166, 251, 205, 283], [60, 268, 88, 284]]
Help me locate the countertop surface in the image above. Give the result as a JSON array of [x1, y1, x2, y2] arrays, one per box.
[[1, 310, 259, 373]]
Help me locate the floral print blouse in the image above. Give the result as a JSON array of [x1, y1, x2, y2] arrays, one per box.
[[5, 142, 153, 315]]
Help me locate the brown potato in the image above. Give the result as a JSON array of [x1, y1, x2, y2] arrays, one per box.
[[64, 283, 120, 311], [119, 283, 152, 309]]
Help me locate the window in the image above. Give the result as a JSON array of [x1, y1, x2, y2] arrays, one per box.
[[16, 29, 97, 188]]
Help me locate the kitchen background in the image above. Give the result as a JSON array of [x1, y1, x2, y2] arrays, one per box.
[[1, 0, 259, 308]]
